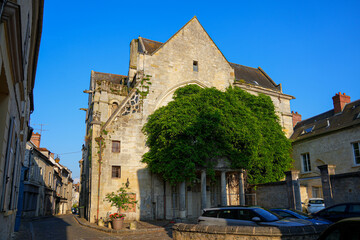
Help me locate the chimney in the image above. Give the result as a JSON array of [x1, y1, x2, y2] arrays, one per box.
[[30, 132, 41, 148], [292, 111, 302, 128], [50, 153, 55, 159], [332, 92, 351, 113]]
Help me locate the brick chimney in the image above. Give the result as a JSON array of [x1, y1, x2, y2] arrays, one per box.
[[292, 111, 302, 128], [30, 132, 41, 148], [332, 92, 351, 113]]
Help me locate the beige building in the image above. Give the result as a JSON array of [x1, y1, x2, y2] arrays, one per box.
[[0, 1, 43, 239], [81, 17, 294, 222], [23, 132, 74, 217], [291, 92, 360, 204], [23, 138, 55, 217]]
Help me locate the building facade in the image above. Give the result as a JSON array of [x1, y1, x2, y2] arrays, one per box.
[[22, 133, 73, 218], [291, 92, 360, 204], [80, 17, 294, 222], [0, 1, 43, 239]]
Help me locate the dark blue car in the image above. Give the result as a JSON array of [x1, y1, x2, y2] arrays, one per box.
[[270, 208, 331, 225]]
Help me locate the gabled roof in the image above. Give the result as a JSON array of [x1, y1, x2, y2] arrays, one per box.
[[230, 63, 281, 92], [139, 42, 281, 92], [141, 16, 230, 64], [137, 17, 281, 92], [92, 71, 127, 84], [291, 99, 360, 142]]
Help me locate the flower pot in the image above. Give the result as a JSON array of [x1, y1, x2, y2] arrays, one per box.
[[112, 218, 124, 230]]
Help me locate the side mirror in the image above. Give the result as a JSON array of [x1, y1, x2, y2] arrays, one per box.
[[251, 217, 261, 222]]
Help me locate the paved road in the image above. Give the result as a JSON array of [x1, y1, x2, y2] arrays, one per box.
[[12, 214, 173, 240]]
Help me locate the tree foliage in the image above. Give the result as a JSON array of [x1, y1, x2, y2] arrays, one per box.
[[142, 85, 292, 185]]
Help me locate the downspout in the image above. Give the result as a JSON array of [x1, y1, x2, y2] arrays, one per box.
[[96, 135, 103, 223]]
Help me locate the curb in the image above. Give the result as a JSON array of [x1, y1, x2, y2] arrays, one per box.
[[73, 216, 168, 234]]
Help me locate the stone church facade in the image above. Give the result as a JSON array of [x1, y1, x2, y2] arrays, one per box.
[[80, 17, 294, 222]]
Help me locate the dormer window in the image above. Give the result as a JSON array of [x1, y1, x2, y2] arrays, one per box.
[[193, 61, 198, 72], [301, 126, 314, 135]]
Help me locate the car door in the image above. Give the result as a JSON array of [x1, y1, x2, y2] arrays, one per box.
[[218, 209, 257, 226], [235, 209, 258, 226]]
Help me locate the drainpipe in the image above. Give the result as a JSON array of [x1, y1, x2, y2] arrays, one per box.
[[96, 135, 103, 223]]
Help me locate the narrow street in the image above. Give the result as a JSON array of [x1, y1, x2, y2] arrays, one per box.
[[12, 215, 173, 240]]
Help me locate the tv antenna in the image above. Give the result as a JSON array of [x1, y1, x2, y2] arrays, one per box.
[[32, 123, 48, 135]]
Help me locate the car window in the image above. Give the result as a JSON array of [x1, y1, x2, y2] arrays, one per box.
[[202, 210, 218, 217], [309, 199, 324, 204], [273, 211, 293, 218], [238, 209, 257, 221], [348, 204, 360, 213], [218, 209, 238, 219], [322, 205, 347, 215], [324, 229, 341, 240], [291, 210, 310, 218], [252, 208, 280, 222]]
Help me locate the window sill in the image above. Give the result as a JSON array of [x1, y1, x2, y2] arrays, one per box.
[[351, 164, 360, 168]]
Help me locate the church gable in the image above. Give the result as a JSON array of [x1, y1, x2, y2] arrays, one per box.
[[141, 17, 234, 108], [150, 17, 229, 63]]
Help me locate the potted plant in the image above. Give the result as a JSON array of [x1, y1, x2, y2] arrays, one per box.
[[104, 182, 137, 230], [108, 213, 125, 229]]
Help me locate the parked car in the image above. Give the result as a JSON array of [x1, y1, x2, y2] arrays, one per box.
[[318, 217, 360, 240], [270, 208, 331, 225], [311, 202, 360, 223], [198, 206, 312, 227], [303, 198, 325, 213]]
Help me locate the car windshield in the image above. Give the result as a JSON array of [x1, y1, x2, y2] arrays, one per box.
[[290, 209, 312, 218], [309, 199, 324, 204], [252, 208, 281, 222]]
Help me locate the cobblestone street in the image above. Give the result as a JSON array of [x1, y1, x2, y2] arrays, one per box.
[[12, 215, 173, 240]]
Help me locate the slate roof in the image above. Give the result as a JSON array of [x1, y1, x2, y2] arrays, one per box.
[[92, 71, 127, 84], [230, 63, 280, 92], [139, 38, 280, 91], [142, 38, 163, 54], [291, 99, 360, 142]]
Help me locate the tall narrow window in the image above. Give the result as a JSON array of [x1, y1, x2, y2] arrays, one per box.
[[301, 153, 311, 173], [112, 166, 121, 178], [193, 61, 198, 72], [112, 141, 120, 153], [111, 102, 118, 115], [353, 142, 360, 165], [49, 172, 52, 186]]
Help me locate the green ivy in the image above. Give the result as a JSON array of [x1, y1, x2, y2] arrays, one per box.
[[136, 74, 152, 101], [142, 85, 292, 186]]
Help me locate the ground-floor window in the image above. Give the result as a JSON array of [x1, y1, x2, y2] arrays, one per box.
[[111, 166, 121, 178]]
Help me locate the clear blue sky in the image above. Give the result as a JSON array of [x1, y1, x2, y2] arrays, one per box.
[[31, 0, 360, 182]]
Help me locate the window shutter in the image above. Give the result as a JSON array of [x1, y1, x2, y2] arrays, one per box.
[[1, 117, 15, 211]]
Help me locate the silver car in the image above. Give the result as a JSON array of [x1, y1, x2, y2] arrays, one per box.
[[198, 206, 313, 227]]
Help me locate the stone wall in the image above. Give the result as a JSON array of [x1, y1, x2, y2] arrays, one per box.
[[252, 181, 289, 209], [172, 223, 327, 240], [331, 172, 360, 205]]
